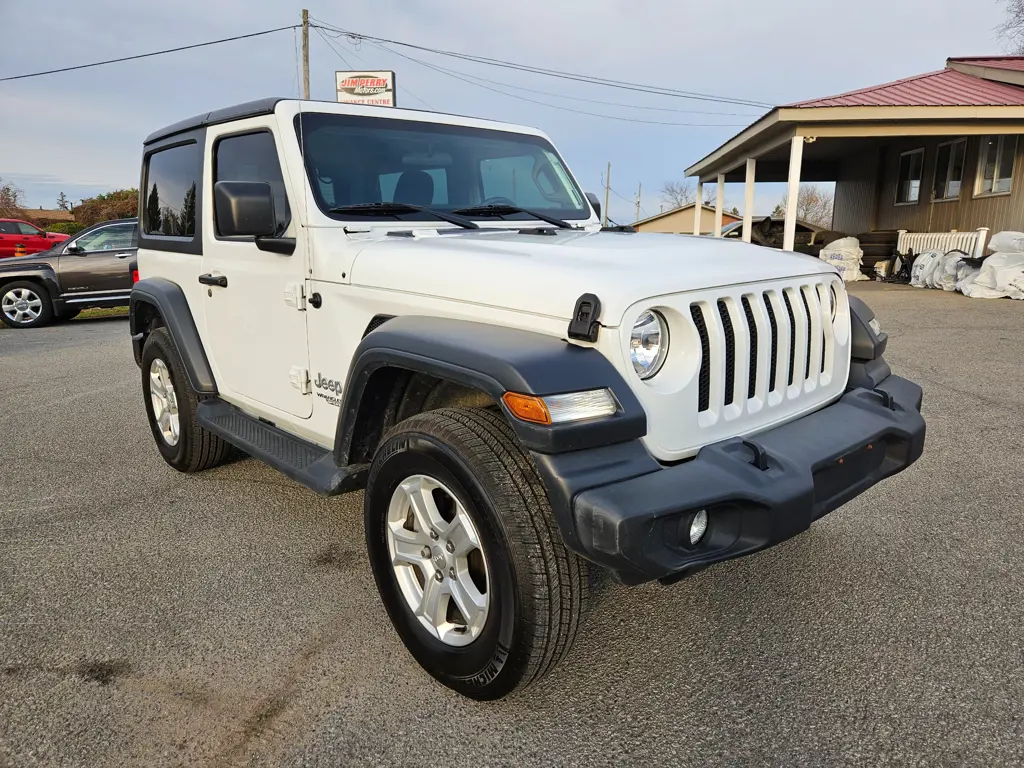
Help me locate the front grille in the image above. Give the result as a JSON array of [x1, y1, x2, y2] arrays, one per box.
[[688, 280, 836, 419]]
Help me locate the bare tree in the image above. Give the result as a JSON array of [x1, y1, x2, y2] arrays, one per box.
[[0, 177, 26, 219], [774, 184, 835, 228], [660, 180, 696, 209], [999, 0, 1024, 53], [57, 192, 70, 212]]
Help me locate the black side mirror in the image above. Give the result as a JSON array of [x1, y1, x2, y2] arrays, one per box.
[[214, 181, 277, 237], [586, 191, 601, 221]]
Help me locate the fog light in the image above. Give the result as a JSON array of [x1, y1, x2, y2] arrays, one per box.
[[689, 509, 708, 545]]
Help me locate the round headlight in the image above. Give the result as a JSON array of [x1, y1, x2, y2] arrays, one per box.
[[630, 310, 669, 380]]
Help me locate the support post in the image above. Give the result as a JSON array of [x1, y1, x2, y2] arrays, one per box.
[[603, 162, 611, 227], [714, 174, 725, 237], [635, 182, 642, 223], [742, 158, 756, 243], [783, 136, 804, 252], [301, 9, 310, 100], [693, 180, 704, 235]]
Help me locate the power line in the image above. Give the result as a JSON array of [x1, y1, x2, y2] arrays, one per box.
[[349, 46, 760, 117], [367, 41, 748, 128], [0, 25, 300, 83], [310, 19, 772, 109], [314, 26, 435, 111]]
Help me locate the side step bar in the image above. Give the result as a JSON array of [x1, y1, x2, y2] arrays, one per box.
[[196, 399, 368, 495]]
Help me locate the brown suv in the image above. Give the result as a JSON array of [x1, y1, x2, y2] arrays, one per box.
[[0, 218, 137, 328]]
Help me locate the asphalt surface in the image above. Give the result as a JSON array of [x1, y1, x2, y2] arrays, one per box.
[[1, 284, 1023, 767]]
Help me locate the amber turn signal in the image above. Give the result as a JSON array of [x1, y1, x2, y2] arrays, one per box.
[[502, 392, 551, 425]]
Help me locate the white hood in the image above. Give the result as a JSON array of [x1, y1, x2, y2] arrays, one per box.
[[348, 229, 837, 325]]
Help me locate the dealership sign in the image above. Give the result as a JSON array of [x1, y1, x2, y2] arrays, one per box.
[[335, 71, 397, 107]]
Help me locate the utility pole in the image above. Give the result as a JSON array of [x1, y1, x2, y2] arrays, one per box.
[[634, 182, 642, 223], [301, 9, 310, 100], [602, 162, 611, 227]]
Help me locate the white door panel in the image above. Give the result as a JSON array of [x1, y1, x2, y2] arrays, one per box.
[[200, 121, 312, 419]]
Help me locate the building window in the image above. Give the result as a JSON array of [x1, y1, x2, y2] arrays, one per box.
[[895, 148, 924, 205], [933, 139, 966, 201], [976, 135, 1018, 196]]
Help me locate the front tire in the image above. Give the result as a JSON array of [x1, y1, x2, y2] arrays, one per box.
[[0, 281, 53, 328], [365, 407, 589, 700], [141, 328, 232, 473]]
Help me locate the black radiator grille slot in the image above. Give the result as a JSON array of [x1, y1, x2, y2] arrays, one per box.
[[717, 300, 735, 406], [782, 291, 797, 386], [741, 296, 758, 400], [763, 293, 779, 393], [691, 304, 711, 412], [799, 289, 813, 381]]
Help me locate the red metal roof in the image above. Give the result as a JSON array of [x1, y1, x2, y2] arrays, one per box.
[[948, 56, 1024, 72], [785, 67, 1024, 108]]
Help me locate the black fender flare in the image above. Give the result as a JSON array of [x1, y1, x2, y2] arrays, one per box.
[[130, 277, 217, 394], [334, 315, 647, 462], [0, 263, 61, 302]]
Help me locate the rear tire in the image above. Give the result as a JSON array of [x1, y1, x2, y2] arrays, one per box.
[[141, 328, 232, 473], [365, 407, 589, 700], [0, 281, 53, 328]]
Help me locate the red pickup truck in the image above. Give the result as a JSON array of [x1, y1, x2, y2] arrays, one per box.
[[0, 219, 71, 257]]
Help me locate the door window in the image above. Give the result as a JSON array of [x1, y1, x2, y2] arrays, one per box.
[[15, 222, 43, 236], [895, 148, 924, 205], [214, 131, 291, 235], [144, 142, 199, 237], [73, 223, 136, 252], [0, 222, 18, 234]]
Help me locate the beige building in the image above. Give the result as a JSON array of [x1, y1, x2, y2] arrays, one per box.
[[634, 203, 740, 235], [685, 56, 1024, 254]]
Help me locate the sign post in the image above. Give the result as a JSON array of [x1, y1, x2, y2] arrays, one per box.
[[335, 71, 397, 107]]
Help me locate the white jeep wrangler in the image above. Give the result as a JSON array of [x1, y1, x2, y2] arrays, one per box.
[[130, 98, 926, 700]]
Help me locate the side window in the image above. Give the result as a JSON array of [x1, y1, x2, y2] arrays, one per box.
[[16, 222, 42, 236], [214, 131, 290, 235], [73, 223, 136, 252], [379, 168, 449, 205], [0, 222, 17, 234], [144, 142, 199, 237]]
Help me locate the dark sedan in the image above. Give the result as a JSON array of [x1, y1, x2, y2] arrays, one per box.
[[0, 218, 137, 328]]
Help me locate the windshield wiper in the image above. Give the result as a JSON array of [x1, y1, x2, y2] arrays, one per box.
[[328, 202, 479, 230], [451, 204, 575, 229]]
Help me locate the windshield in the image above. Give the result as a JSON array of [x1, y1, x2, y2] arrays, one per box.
[[294, 113, 590, 222]]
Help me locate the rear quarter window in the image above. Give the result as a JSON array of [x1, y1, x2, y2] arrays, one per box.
[[143, 142, 200, 238]]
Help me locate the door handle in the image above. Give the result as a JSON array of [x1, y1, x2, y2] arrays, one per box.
[[116, 252, 132, 259], [198, 273, 228, 288]]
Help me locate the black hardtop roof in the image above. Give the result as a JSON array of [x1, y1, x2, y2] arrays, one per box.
[[143, 98, 529, 146], [144, 97, 286, 145]]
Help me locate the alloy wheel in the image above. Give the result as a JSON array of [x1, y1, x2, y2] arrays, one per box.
[[386, 474, 490, 646], [149, 358, 180, 446], [1, 288, 43, 325]]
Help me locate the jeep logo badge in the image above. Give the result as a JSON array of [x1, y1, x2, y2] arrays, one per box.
[[313, 373, 343, 407]]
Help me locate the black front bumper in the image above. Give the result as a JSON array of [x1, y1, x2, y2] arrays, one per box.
[[534, 375, 925, 585]]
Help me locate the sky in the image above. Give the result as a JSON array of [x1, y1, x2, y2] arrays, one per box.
[[0, 0, 1009, 223]]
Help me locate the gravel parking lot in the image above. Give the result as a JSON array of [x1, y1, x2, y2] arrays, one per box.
[[1, 284, 1023, 767]]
